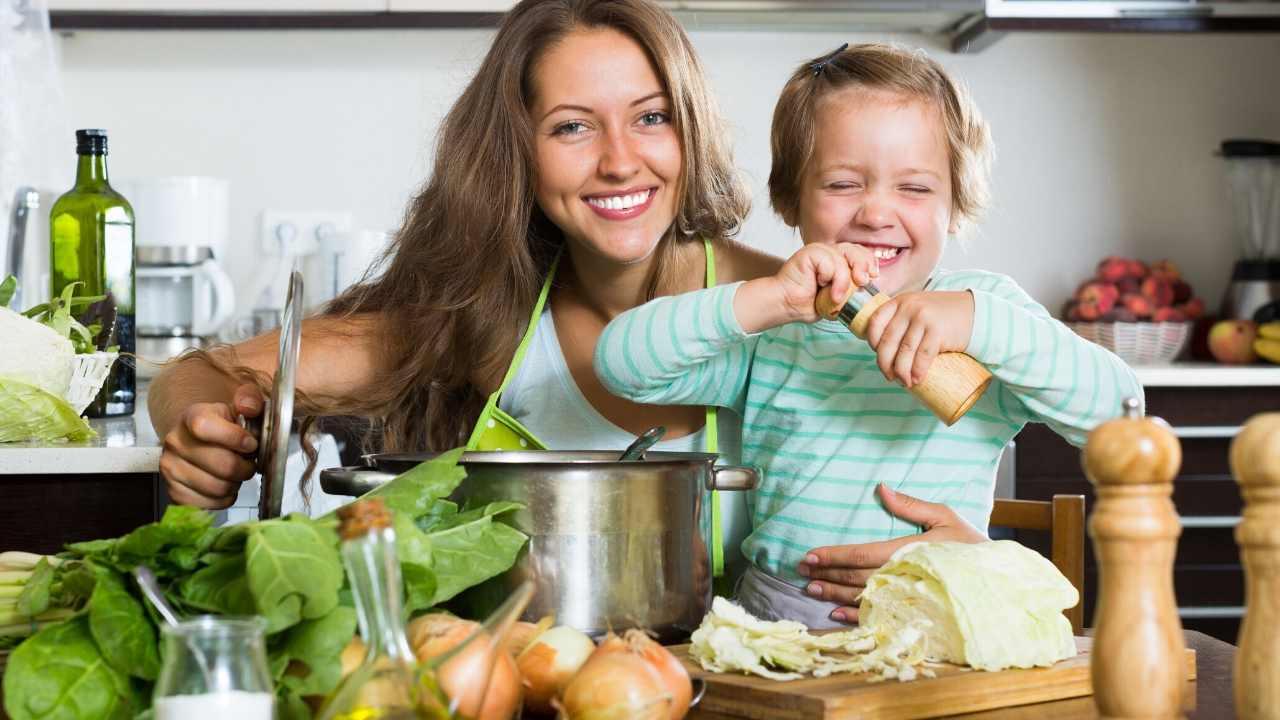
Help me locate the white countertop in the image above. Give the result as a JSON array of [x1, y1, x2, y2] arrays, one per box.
[[1133, 362, 1280, 387], [0, 385, 161, 475]]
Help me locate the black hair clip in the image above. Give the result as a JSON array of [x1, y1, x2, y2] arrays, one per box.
[[810, 43, 849, 77]]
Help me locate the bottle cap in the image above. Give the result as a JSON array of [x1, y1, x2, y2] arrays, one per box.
[[75, 129, 108, 155]]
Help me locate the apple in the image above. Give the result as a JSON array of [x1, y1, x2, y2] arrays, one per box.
[[1207, 320, 1259, 364], [1096, 256, 1130, 283]]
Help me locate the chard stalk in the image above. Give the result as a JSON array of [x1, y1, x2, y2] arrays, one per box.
[[0, 570, 33, 585], [0, 607, 74, 631], [0, 586, 22, 599], [0, 552, 59, 571]]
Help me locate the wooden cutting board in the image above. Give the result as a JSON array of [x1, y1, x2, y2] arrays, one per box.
[[668, 636, 1196, 720]]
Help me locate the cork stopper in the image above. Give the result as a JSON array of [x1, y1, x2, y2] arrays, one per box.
[[1230, 413, 1280, 490], [1083, 397, 1181, 488], [336, 498, 393, 540]]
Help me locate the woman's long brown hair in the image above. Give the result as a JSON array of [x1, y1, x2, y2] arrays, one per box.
[[237, 0, 750, 466]]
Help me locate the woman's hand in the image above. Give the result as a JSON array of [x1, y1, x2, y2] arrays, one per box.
[[864, 290, 975, 388], [797, 483, 988, 624], [735, 243, 878, 333], [159, 383, 263, 509]]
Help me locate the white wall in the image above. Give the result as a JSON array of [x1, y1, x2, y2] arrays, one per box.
[[55, 28, 1280, 319]]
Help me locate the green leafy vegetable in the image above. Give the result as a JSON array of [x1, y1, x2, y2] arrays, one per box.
[[0, 378, 95, 443], [2, 616, 138, 720], [0, 275, 15, 308], [86, 566, 160, 681], [363, 447, 466, 517], [15, 559, 53, 617], [245, 515, 343, 633], [20, 282, 106, 355], [280, 606, 358, 697], [423, 501, 526, 606], [177, 554, 256, 616]]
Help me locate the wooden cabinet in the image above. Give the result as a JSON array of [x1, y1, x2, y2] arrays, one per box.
[[1013, 382, 1280, 644]]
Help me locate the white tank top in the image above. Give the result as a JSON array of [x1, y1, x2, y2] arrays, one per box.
[[498, 307, 743, 462]]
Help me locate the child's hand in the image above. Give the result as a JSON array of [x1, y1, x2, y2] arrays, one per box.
[[736, 243, 878, 333], [865, 290, 975, 388]]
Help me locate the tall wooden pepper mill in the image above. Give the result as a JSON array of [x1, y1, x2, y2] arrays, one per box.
[[1231, 412, 1280, 720], [1083, 397, 1186, 719], [816, 284, 992, 426]]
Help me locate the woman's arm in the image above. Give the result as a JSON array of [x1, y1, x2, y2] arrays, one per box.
[[149, 313, 386, 508]]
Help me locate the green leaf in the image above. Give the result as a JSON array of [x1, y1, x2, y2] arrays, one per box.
[[177, 554, 256, 616], [66, 538, 117, 559], [54, 561, 98, 606], [87, 567, 161, 681], [15, 559, 54, 617], [413, 499, 459, 533], [0, 378, 95, 443], [276, 687, 313, 720], [424, 501, 526, 606], [113, 506, 215, 570], [246, 514, 343, 633], [0, 275, 15, 308], [392, 514, 437, 614], [360, 447, 467, 518], [3, 615, 138, 720], [280, 606, 357, 697]]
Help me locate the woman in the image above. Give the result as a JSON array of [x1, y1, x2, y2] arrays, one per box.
[[149, 0, 981, 608]]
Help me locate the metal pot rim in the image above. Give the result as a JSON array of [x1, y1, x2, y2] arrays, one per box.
[[364, 450, 720, 467]]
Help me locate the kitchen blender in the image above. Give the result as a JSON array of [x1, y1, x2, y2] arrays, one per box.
[[1220, 139, 1280, 321]]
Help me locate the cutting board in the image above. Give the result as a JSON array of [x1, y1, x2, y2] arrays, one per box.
[[669, 637, 1196, 720]]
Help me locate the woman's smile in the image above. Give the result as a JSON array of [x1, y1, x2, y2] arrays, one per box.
[[583, 187, 657, 220]]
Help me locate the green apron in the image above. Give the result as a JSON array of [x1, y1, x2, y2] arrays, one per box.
[[464, 239, 728, 580]]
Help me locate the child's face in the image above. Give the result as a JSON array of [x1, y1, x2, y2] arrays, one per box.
[[796, 88, 957, 296]]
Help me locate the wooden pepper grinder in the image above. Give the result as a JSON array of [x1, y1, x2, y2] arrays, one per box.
[[1231, 412, 1280, 720], [815, 283, 992, 426], [1083, 397, 1186, 719]]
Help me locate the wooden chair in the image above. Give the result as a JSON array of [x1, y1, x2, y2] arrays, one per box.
[[990, 495, 1086, 634]]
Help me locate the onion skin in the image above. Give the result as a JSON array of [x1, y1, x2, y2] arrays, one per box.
[[559, 650, 672, 720], [517, 626, 597, 715], [623, 630, 692, 720], [407, 613, 522, 720]]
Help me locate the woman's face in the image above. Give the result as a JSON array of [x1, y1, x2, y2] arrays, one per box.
[[530, 27, 682, 267]]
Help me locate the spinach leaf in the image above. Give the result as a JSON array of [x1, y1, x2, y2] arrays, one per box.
[[276, 687, 313, 720], [280, 606, 357, 697], [16, 558, 53, 617], [361, 448, 466, 518], [54, 561, 98, 607], [391, 514, 437, 615], [2, 616, 137, 720], [88, 568, 161, 681], [246, 514, 343, 633], [176, 554, 256, 616], [424, 502, 526, 606], [114, 506, 214, 570]]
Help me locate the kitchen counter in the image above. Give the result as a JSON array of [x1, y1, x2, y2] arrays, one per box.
[[1134, 362, 1280, 387], [0, 413, 160, 475]]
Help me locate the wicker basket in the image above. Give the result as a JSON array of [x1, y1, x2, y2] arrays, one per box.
[[67, 351, 118, 415], [1067, 321, 1192, 365]]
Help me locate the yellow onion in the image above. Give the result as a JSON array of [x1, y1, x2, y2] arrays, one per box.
[[559, 650, 671, 720], [516, 625, 596, 715], [622, 630, 692, 720], [407, 613, 521, 720], [507, 615, 555, 657]]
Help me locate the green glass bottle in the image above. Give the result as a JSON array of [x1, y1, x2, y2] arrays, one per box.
[[49, 129, 136, 417]]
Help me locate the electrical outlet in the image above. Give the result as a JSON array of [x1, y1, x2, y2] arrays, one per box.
[[259, 210, 353, 257]]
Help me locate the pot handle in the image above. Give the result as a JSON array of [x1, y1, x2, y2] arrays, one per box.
[[319, 466, 397, 497], [707, 465, 758, 492]]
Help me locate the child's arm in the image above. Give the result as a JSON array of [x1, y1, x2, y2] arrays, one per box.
[[945, 271, 1144, 446], [595, 243, 878, 409]]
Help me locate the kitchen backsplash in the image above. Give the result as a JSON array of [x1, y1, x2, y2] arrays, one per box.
[[54, 29, 1280, 314]]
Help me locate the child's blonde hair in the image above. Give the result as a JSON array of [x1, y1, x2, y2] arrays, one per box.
[[768, 42, 993, 229]]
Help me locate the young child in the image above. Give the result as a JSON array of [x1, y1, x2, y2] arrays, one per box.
[[593, 43, 1142, 627]]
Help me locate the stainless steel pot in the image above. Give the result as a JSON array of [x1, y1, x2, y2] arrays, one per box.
[[320, 451, 757, 642]]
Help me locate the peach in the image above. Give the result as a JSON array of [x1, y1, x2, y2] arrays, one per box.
[[1077, 281, 1118, 310], [1149, 259, 1180, 282], [1208, 319, 1259, 364], [1076, 302, 1102, 321], [1122, 293, 1154, 318], [1153, 307, 1187, 323], [1178, 297, 1205, 320], [1126, 259, 1149, 278], [1141, 277, 1175, 308], [1116, 276, 1141, 295], [1096, 256, 1130, 283]]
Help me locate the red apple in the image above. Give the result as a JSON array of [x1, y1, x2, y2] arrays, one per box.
[[1116, 276, 1141, 295], [1141, 277, 1175, 308], [1149, 259, 1180, 282], [1126, 259, 1149, 278], [1207, 320, 1259, 364], [1178, 297, 1205, 320], [1122, 293, 1153, 318], [1171, 279, 1193, 304], [1153, 307, 1187, 323], [1096, 256, 1130, 283]]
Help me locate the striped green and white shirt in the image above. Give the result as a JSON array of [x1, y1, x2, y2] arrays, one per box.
[[594, 269, 1143, 585]]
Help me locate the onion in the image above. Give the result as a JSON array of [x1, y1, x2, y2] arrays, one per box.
[[559, 650, 672, 720], [407, 613, 521, 720], [516, 625, 596, 714], [507, 615, 555, 657], [622, 630, 693, 720]]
